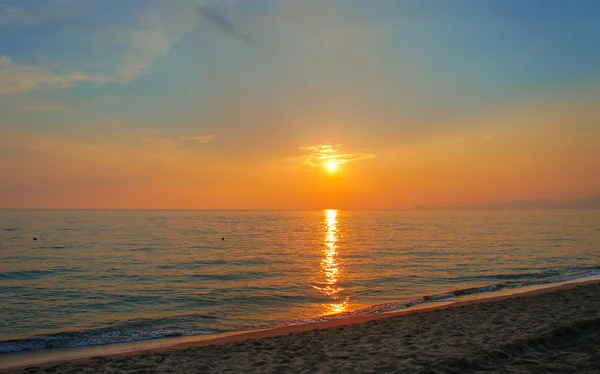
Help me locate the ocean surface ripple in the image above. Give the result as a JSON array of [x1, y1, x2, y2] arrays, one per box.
[[1, 209, 599, 354]]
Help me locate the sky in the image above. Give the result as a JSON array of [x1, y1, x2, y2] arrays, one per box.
[[1, 0, 599, 209]]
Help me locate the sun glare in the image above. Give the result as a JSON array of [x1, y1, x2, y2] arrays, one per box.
[[326, 161, 337, 171]]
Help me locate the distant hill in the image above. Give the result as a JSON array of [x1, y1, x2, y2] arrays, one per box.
[[412, 194, 600, 210]]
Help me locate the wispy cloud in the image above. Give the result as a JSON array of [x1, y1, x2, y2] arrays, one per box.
[[180, 134, 217, 143], [198, 3, 250, 43], [0, 57, 115, 94], [284, 143, 376, 169], [95, 1, 206, 81], [1, 1, 209, 91], [0, 0, 250, 93], [0, 4, 35, 25]]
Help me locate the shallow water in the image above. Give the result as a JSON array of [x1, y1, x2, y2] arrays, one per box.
[[1, 209, 599, 353]]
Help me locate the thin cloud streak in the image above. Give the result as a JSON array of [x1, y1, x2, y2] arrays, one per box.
[[180, 134, 217, 143], [0, 56, 115, 93], [284, 144, 377, 169], [198, 4, 250, 43]]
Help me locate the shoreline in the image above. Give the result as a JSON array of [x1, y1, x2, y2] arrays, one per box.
[[2, 274, 600, 372]]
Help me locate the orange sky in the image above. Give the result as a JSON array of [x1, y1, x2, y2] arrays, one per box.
[[2, 95, 598, 209], [1, 1, 599, 209]]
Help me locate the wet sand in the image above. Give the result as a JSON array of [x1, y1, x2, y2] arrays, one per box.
[[4, 280, 600, 373]]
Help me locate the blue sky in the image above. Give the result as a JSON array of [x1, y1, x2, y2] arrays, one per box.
[[1, 0, 599, 208]]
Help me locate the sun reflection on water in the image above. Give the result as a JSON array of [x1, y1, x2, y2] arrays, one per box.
[[313, 209, 349, 315]]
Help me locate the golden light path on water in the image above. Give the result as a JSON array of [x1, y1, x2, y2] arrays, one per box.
[[314, 209, 349, 315]]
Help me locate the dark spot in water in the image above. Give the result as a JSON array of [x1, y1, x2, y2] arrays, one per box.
[[165, 332, 184, 337], [33, 237, 38, 241]]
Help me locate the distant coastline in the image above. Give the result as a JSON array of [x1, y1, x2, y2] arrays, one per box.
[[412, 194, 600, 210]]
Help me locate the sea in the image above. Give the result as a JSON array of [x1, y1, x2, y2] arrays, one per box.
[[1, 209, 599, 355]]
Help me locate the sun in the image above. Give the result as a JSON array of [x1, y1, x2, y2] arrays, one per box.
[[326, 161, 337, 171]]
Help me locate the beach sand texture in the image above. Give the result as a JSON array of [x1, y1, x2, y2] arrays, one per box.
[[7, 281, 600, 373]]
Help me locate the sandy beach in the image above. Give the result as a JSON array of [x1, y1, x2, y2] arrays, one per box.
[[3, 280, 599, 373]]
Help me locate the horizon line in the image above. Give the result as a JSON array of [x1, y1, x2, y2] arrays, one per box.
[[1, 207, 599, 212]]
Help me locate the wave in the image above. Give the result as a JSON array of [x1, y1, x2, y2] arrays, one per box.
[[0, 326, 221, 354], [1, 268, 598, 355], [548, 269, 600, 283], [443, 269, 562, 284], [251, 268, 600, 330], [0, 268, 82, 280]]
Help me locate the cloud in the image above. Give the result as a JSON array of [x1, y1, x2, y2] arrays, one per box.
[[112, 4, 203, 80], [0, 56, 115, 94], [284, 143, 376, 169], [198, 3, 250, 43], [0, 4, 34, 25], [1, 1, 209, 91], [180, 134, 217, 143], [0, 0, 252, 93]]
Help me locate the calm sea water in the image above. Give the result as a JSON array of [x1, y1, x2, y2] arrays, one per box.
[[1, 209, 599, 354]]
